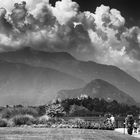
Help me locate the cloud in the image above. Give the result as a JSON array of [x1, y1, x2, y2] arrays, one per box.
[[0, 0, 45, 13], [51, 0, 79, 25], [31, 2, 56, 28], [93, 5, 125, 29], [0, 8, 13, 34], [10, 2, 28, 31], [0, 1, 140, 80], [81, 4, 140, 80]]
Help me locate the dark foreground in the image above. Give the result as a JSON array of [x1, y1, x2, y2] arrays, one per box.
[[0, 127, 139, 140]]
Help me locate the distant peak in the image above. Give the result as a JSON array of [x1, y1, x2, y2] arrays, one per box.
[[0, 47, 77, 61], [88, 79, 108, 85], [50, 52, 76, 60], [84, 79, 112, 90]]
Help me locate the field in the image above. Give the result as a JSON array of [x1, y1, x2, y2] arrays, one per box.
[[0, 128, 139, 140]]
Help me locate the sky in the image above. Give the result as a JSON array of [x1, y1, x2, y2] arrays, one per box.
[[50, 0, 140, 27], [0, 0, 140, 81]]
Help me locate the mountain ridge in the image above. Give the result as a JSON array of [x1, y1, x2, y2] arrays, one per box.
[[57, 79, 136, 105], [0, 59, 85, 106], [0, 48, 140, 102]]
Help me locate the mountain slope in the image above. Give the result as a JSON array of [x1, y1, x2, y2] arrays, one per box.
[[0, 48, 140, 102], [0, 60, 84, 106], [57, 79, 136, 105]]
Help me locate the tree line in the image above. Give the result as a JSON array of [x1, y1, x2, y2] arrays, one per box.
[[60, 97, 140, 117]]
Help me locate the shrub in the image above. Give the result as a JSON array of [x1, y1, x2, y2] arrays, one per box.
[[1, 107, 39, 119], [68, 118, 85, 128], [0, 118, 8, 127], [37, 115, 50, 124], [12, 115, 35, 126], [67, 118, 115, 130], [7, 119, 15, 127], [37, 106, 46, 116], [100, 121, 115, 130]]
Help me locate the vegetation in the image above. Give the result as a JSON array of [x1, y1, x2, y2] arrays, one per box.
[[0, 96, 139, 130], [61, 97, 140, 117], [0, 118, 8, 127], [12, 115, 36, 126], [67, 118, 115, 130], [37, 115, 50, 124], [1, 106, 39, 119], [46, 103, 66, 117]]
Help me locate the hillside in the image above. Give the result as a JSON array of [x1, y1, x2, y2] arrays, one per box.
[[0, 60, 84, 105], [0, 48, 140, 102], [57, 79, 136, 105]]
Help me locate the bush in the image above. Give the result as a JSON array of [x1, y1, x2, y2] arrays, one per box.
[[1, 107, 39, 119], [37, 106, 46, 116], [7, 119, 15, 127], [12, 115, 36, 126], [0, 118, 8, 127], [37, 115, 50, 124], [67, 118, 115, 130], [68, 118, 85, 128], [100, 121, 115, 130]]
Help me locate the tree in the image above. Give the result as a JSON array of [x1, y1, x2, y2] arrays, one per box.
[[46, 103, 66, 117]]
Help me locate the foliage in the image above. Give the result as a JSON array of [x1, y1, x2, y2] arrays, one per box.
[[61, 97, 140, 116], [69, 105, 91, 117], [0, 96, 139, 130], [12, 115, 36, 126], [0, 118, 8, 127], [37, 115, 50, 124], [1, 107, 39, 119], [37, 105, 46, 116], [46, 103, 66, 117], [68, 118, 114, 130]]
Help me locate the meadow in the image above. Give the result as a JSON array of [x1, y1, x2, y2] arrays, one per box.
[[0, 127, 139, 140]]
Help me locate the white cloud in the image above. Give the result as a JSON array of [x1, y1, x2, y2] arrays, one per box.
[[51, 0, 79, 25], [0, 0, 46, 13], [110, 9, 125, 27]]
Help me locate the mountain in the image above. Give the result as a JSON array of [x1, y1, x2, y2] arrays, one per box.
[[0, 60, 84, 106], [0, 48, 140, 102], [57, 79, 136, 105]]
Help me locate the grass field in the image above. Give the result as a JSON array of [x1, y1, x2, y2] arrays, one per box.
[[0, 128, 139, 140]]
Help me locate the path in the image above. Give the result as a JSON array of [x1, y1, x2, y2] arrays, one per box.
[[115, 128, 140, 138]]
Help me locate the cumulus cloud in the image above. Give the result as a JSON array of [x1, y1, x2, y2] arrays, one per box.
[[0, 0, 140, 80], [0, 8, 12, 34], [51, 0, 79, 25], [0, 0, 45, 13], [93, 5, 125, 29]]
